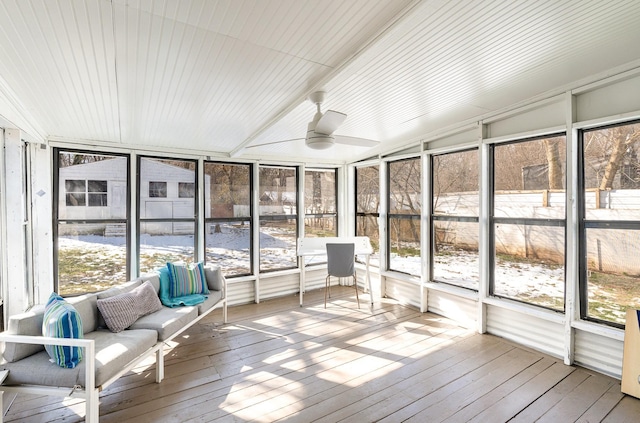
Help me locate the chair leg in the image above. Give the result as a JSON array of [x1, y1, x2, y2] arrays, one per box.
[[353, 272, 360, 309], [325, 275, 330, 308]]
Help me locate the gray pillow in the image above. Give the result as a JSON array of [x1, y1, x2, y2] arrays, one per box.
[[97, 281, 163, 333]]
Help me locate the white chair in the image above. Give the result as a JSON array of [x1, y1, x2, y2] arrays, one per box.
[[325, 243, 360, 309]]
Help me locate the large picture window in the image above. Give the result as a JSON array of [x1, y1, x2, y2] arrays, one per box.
[[356, 165, 380, 267], [432, 149, 479, 289], [54, 150, 129, 295], [388, 158, 421, 276], [259, 165, 298, 272], [491, 135, 566, 311], [205, 162, 252, 277], [580, 121, 640, 326], [138, 157, 197, 274]]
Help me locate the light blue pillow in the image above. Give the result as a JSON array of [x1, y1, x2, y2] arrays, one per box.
[[42, 293, 83, 368]]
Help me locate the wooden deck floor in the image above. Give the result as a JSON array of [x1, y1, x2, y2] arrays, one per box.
[[4, 286, 640, 422]]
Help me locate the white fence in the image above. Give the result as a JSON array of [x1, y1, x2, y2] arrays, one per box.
[[437, 189, 640, 274]]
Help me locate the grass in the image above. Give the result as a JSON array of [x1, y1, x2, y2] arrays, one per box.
[[59, 241, 640, 326]]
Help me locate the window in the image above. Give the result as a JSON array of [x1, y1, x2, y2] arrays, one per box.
[[491, 135, 566, 311], [54, 150, 129, 295], [259, 165, 298, 272], [138, 158, 197, 273], [178, 182, 195, 198], [149, 181, 167, 198], [303, 168, 337, 265], [432, 149, 479, 289], [65, 180, 86, 206], [580, 121, 640, 327], [355, 165, 380, 266], [204, 162, 252, 277], [65, 180, 107, 206], [388, 158, 421, 276], [304, 168, 337, 237], [88, 180, 107, 206]]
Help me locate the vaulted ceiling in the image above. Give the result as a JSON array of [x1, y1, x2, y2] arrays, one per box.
[[2, 0, 640, 164]]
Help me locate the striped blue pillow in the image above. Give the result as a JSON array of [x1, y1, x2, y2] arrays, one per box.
[[167, 262, 209, 297], [42, 293, 83, 368]]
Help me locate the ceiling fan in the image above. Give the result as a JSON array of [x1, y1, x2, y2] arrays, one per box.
[[247, 91, 379, 150]]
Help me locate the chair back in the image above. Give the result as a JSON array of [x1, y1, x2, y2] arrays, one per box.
[[326, 243, 355, 277]]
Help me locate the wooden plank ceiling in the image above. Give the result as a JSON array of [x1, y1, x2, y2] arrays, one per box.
[[1, 0, 640, 164]]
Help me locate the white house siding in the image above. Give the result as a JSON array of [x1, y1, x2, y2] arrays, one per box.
[[59, 158, 211, 235], [58, 157, 127, 221]]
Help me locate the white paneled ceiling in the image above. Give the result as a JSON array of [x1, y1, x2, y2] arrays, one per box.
[[1, 0, 640, 163]]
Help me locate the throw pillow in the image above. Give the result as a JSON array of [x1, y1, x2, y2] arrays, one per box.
[[42, 293, 83, 369], [167, 262, 209, 297], [97, 281, 163, 333]]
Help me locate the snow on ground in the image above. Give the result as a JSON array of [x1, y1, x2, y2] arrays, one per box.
[[59, 223, 564, 306]]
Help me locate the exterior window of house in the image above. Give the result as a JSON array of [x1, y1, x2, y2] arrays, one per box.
[[355, 165, 380, 267], [259, 165, 298, 272], [432, 148, 479, 289], [491, 135, 566, 311], [149, 181, 167, 198], [88, 180, 108, 206], [54, 150, 129, 295], [139, 157, 197, 273], [65, 180, 108, 206], [388, 158, 421, 276], [204, 162, 252, 277], [178, 182, 195, 198], [580, 121, 640, 327], [65, 180, 86, 206]]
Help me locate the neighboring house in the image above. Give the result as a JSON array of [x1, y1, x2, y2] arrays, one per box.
[[59, 157, 210, 235]]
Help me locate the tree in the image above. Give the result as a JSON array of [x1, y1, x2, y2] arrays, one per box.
[[598, 126, 640, 190], [543, 138, 563, 189]]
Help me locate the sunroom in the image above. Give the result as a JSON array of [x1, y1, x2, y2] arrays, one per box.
[[2, 0, 640, 421]]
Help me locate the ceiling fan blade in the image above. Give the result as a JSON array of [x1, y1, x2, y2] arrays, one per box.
[[315, 110, 346, 135], [335, 135, 380, 147], [245, 137, 304, 148]]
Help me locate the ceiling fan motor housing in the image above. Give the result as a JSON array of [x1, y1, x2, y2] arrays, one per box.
[[306, 130, 335, 149]]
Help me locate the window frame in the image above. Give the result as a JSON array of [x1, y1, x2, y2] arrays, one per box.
[[489, 134, 567, 311], [430, 147, 480, 289], [304, 167, 338, 236], [258, 164, 299, 273], [204, 161, 253, 277], [53, 148, 131, 294], [137, 156, 199, 272], [355, 164, 380, 266], [578, 120, 640, 328], [386, 157, 421, 276]]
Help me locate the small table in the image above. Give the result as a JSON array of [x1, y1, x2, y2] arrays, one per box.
[[297, 236, 374, 306]]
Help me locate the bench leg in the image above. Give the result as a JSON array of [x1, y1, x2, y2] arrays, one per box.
[[156, 346, 164, 383], [86, 389, 99, 423], [223, 301, 228, 324]]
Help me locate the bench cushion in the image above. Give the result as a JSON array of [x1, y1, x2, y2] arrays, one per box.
[[197, 291, 223, 315], [204, 265, 224, 292], [129, 306, 198, 341], [1, 305, 46, 362], [0, 329, 157, 388]]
